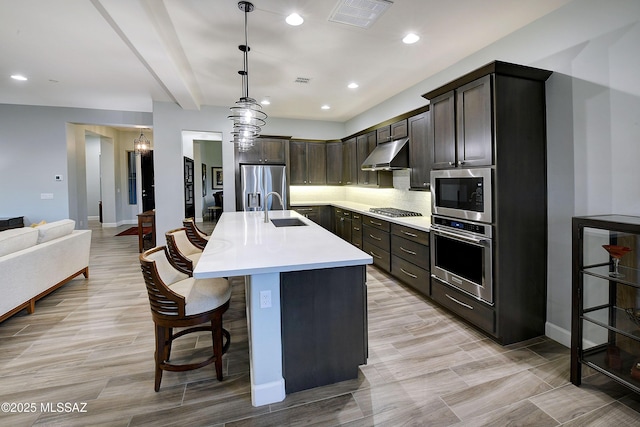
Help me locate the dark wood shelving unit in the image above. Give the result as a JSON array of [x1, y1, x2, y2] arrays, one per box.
[[572, 215, 640, 394]]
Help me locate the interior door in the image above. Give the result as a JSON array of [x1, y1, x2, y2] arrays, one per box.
[[141, 150, 155, 212]]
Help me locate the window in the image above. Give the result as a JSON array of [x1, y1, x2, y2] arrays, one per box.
[[127, 151, 136, 205]]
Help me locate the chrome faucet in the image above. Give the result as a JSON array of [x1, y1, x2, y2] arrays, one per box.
[[264, 191, 284, 223]]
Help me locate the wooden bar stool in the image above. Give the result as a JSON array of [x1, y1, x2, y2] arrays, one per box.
[[139, 246, 231, 391]]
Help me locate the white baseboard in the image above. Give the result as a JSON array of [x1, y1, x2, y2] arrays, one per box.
[[545, 322, 571, 348], [251, 378, 286, 407]]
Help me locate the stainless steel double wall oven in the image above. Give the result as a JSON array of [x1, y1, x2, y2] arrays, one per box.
[[430, 168, 494, 304]]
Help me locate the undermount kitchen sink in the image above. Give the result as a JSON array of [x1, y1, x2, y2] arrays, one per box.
[[271, 218, 307, 227]]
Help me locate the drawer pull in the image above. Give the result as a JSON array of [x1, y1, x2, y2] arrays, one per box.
[[353, 227, 360, 231], [297, 208, 313, 212], [399, 246, 417, 256], [369, 234, 382, 241], [400, 268, 418, 279], [370, 220, 382, 226], [369, 251, 382, 259], [445, 294, 474, 310], [401, 230, 418, 237]]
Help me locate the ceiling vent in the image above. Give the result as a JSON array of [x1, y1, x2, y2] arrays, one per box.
[[328, 0, 393, 29], [294, 77, 311, 84]]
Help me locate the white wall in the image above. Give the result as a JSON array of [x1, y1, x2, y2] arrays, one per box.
[[0, 104, 151, 227]]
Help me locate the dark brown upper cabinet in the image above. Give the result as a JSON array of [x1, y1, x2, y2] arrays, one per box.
[[289, 141, 326, 185], [408, 111, 431, 190], [342, 138, 358, 186], [376, 119, 408, 143], [428, 75, 493, 170], [236, 138, 287, 164], [356, 131, 377, 186], [326, 142, 343, 185]]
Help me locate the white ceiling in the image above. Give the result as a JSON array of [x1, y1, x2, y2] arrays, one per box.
[[0, 0, 572, 122]]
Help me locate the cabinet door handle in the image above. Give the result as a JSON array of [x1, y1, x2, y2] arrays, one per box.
[[445, 294, 473, 310], [369, 234, 382, 241], [400, 268, 418, 279], [458, 161, 465, 166], [369, 251, 382, 259], [353, 227, 360, 231], [399, 246, 417, 256], [369, 220, 382, 226], [401, 230, 418, 238], [448, 161, 455, 166]]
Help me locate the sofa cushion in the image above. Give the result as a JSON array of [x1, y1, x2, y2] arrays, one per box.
[[0, 227, 39, 257], [36, 219, 76, 244]]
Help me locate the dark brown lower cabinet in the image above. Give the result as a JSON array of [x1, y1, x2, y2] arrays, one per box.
[[280, 266, 367, 393], [431, 277, 495, 334]]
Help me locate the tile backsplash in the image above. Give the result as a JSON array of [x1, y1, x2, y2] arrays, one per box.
[[290, 170, 431, 216]]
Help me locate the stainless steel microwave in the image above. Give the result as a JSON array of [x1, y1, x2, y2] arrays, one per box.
[[430, 168, 493, 223]]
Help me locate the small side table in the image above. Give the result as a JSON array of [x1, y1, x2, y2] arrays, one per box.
[[137, 210, 155, 253], [207, 206, 222, 221], [0, 216, 24, 231]]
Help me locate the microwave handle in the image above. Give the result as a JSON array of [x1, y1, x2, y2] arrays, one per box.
[[432, 228, 487, 245]]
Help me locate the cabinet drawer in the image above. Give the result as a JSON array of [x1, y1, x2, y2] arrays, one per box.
[[351, 212, 362, 226], [391, 223, 429, 246], [363, 225, 390, 252], [391, 255, 429, 296], [431, 277, 495, 334], [391, 235, 429, 270], [363, 215, 390, 232], [363, 241, 390, 272]]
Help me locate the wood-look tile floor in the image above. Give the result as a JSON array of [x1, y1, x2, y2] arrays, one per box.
[[2, 220, 640, 426]]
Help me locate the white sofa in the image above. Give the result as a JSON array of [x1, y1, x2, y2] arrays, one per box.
[[0, 219, 91, 322]]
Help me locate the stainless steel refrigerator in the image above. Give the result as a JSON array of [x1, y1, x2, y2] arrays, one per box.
[[238, 164, 288, 211]]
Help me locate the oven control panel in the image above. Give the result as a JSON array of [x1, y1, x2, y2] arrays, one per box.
[[432, 216, 490, 237]]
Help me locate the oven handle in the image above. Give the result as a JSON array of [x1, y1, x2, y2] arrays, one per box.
[[431, 228, 488, 246]]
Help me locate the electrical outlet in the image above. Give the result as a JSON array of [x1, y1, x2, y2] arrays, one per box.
[[259, 290, 272, 308], [41, 193, 54, 199]]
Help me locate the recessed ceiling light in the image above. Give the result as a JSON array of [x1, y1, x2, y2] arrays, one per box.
[[402, 33, 420, 44], [261, 98, 271, 105], [321, 105, 331, 110], [348, 82, 359, 89], [11, 74, 28, 81], [286, 13, 304, 26]]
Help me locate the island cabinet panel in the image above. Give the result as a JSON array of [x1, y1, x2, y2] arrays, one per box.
[[280, 265, 367, 393]]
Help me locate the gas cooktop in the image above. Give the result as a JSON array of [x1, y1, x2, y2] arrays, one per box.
[[369, 207, 423, 218]]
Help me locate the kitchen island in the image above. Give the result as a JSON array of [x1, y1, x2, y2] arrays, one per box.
[[193, 210, 373, 406]]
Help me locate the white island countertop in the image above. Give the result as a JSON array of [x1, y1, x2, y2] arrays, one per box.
[[192, 209, 373, 407], [193, 210, 373, 279]]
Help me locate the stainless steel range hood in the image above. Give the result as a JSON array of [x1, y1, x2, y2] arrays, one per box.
[[360, 137, 409, 171]]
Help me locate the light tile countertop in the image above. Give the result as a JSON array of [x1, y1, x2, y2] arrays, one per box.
[[290, 200, 432, 232], [193, 210, 373, 279]]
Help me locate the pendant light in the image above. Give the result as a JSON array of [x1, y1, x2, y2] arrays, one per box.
[[134, 130, 151, 154], [228, 1, 267, 152]]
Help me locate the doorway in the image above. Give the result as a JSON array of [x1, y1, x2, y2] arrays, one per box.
[[140, 150, 155, 212]]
